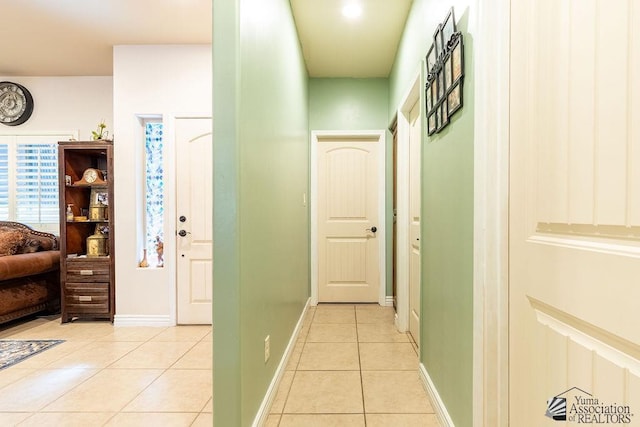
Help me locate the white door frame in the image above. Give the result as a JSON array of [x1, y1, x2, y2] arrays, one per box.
[[472, 0, 510, 424], [310, 130, 386, 306], [394, 72, 421, 333]]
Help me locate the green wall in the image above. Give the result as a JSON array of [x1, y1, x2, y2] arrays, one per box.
[[213, 0, 310, 425], [309, 78, 394, 296], [389, 1, 474, 426], [309, 78, 389, 130]]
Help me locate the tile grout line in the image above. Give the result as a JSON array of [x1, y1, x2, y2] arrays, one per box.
[[355, 305, 368, 427]]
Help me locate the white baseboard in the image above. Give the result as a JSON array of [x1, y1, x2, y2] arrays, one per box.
[[113, 314, 173, 327], [385, 296, 394, 307], [252, 298, 310, 427], [419, 363, 455, 427]]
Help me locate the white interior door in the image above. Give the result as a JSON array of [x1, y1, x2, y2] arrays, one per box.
[[408, 100, 421, 347], [510, 0, 640, 423], [317, 134, 381, 303], [176, 118, 213, 324]]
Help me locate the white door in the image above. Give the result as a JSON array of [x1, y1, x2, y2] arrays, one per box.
[[510, 1, 640, 424], [176, 118, 213, 324], [408, 100, 421, 347], [317, 134, 381, 303]]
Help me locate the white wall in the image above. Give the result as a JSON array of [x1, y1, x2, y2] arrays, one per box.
[[112, 45, 212, 325], [0, 76, 113, 140]]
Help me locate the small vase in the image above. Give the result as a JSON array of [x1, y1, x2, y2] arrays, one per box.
[[139, 249, 149, 268]]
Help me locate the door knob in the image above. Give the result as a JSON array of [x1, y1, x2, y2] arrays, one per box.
[[179, 215, 187, 223], [178, 230, 191, 237], [366, 226, 377, 233]]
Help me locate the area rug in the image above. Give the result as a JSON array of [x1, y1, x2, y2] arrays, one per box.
[[0, 340, 64, 370]]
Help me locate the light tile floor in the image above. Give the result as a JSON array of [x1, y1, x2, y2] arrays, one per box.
[[266, 304, 441, 427], [0, 316, 212, 426], [0, 305, 441, 427]]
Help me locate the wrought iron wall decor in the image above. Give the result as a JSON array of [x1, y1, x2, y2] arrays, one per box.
[[425, 8, 464, 136]]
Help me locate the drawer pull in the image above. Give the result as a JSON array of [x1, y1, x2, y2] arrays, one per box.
[[80, 270, 94, 275], [78, 296, 92, 302]]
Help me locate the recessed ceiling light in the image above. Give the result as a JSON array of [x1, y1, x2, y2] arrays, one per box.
[[342, 3, 362, 19]]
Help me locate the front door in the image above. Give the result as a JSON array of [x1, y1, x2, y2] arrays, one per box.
[[176, 117, 213, 324], [317, 133, 382, 303], [408, 100, 421, 347], [510, 1, 640, 423]]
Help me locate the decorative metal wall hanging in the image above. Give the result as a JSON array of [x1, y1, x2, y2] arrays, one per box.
[[425, 8, 464, 136]]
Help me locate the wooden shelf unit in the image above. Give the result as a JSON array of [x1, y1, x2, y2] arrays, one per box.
[[58, 141, 114, 323]]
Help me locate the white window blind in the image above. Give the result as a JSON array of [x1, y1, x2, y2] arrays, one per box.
[[0, 144, 8, 220], [15, 143, 59, 225], [0, 134, 71, 232]]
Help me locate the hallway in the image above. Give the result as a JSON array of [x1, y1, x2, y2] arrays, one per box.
[[266, 304, 440, 426]]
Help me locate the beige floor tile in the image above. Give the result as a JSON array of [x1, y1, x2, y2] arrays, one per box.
[[109, 340, 196, 369], [19, 412, 115, 426], [265, 414, 281, 426], [286, 342, 304, 371], [366, 413, 441, 427], [296, 324, 310, 343], [359, 343, 418, 370], [97, 326, 166, 342], [298, 342, 359, 371], [283, 371, 362, 414], [355, 305, 395, 324], [105, 412, 198, 426], [150, 326, 211, 342], [361, 371, 433, 413], [307, 324, 357, 343], [190, 412, 214, 427], [315, 304, 355, 310], [302, 307, 316, 326], [0, 368, 98, 411], [46, 341, 143, 369], [202, 397, 213, 412], [43, 369, 163, 412], [201, 330, 213, 341], [356, 323, 409, 343], [8, 340, 93, 369], [0, 412, 32, 426], [270, 371, 295, 413], [279, 414, 365, 426], [52, 322, 116, 341], [0, 368, 35, 390], [171, 341, 212, 369], [312, 308, 355, 324], [123, 369, 212, 412]]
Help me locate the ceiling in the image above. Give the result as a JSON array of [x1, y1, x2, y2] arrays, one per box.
[[0, 0, 412, 78]]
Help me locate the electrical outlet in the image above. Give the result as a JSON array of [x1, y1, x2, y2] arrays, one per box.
[[264, 335, 270, 363]]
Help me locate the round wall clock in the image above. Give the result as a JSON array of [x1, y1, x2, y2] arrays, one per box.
[[0, 81, 34, 126]]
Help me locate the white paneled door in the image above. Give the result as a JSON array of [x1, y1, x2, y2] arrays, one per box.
[[176, 118, 213, 324], [408, 100, 421, 348], [510, 0, 640, 424], [317, 134, 381, 303]]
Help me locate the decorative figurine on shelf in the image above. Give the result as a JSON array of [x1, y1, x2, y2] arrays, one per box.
[[155, 236, 164, 268], [91, 120, 109, 141]]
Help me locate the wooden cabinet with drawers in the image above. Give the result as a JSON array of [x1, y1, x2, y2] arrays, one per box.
[[58, 141, 114, 322]]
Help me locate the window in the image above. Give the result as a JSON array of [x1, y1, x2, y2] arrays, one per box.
[[144, 122, 164, 266], [0, 135, 63, 232]]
